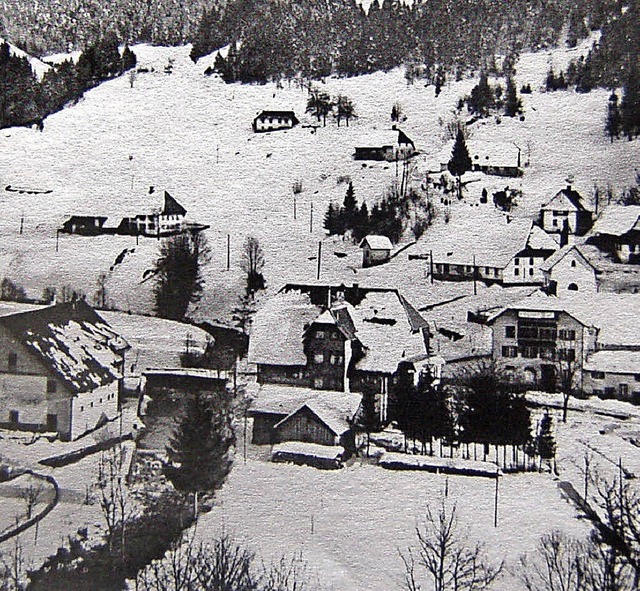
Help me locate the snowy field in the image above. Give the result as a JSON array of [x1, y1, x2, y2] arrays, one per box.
[[195, 459, 589, 591], [0, 36, 638, 322]]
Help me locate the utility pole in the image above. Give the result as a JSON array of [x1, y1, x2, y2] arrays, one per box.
[[310, 202, 313, 233], [316, 241, 322, 280], [494, 475, 499, 528], [429, 250, 434, 284], [226, 234, 231, 271], [55, 230, 60, 253], [293, 195, 297, 220], [473, 254, 477, 295], [19, 213, 24, 235]]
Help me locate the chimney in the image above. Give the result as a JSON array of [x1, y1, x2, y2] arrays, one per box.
[[566, 184, 572, 192]]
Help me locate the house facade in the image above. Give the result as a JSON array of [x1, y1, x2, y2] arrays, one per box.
[[360, 235, 392, 267], [0, 301, 128, 440], [540, 186, 592, 236], [539, 245, 600, 294], [354, 128, 416, 161], [489, 304, 597, 391], [437, 140, 523, 177], [583, 351, 640, 404], [252, 110, 299, 132]]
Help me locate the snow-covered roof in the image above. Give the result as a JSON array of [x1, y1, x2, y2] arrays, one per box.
[[414, 211, 532, 269], [360, 235, 393, 251], [275, 397, 357, 436], [249, 384, 361, 419], [526, 226, 559, 251], [0, 301, 128, 393], [248, 291, 321, 366], [538, 243, 601, 273], [350, 291, 428, 373], [584, 351, 640, 375], [355, 128, 411, 148], [592, 206, 640, 237], [541, 186, 588, 212]]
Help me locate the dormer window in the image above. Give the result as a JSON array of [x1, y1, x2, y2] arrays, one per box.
[[571, 260, 576, 268]]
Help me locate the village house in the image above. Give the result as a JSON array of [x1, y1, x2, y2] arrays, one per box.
[[588, 205, 640, 264], [502, 225, 558, 285], [540, 185, 593, 237], [252, 110, 299, 132], [61, 191, 206, 238], [435, 140, 523, 177], [354, 128, 416, 161], [0, 300, 128, 440], [359, 234, 393, 267], [409, 212, 534, 283], [487, 292, 640, 400], [247, 283, 433, 445]]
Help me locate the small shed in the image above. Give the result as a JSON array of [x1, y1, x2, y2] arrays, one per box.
[[360, 235, 393, 267], [253, 110, 299, 132], [354, 128, 415, 161], [274, 400, 355, 453]]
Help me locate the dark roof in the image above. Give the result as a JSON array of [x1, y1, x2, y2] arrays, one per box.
[[161, 191, 187, 216], [0, 300, 128, 393]]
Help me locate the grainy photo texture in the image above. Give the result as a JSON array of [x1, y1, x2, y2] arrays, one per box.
[[0, 1, 639, 589]]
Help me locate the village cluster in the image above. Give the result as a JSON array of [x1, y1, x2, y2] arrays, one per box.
[[0, 37, 638, 591]]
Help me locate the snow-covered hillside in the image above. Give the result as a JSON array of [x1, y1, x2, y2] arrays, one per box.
[[0, 37, 51, 79], [0, 39, 637, 321]]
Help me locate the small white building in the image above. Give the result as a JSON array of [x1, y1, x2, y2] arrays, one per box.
[[436, 140, 523, 177], [503, 226, 559, 285], [360, 235, 393, 267], [252, 110, 299, 132], [354, 128, 416, 161], [590, 205, 640, 264], [539, 244, 601, 294]]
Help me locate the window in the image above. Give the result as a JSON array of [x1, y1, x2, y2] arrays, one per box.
[[571, 260, 576, 268], [80, 405, 84, 412], [539, 348, 555, 360], [7, 352, 17, 371], [314, 377, 324, 389], [514, 268, 520, 276], [313, 353, 324, 364], [521, 345, 538, 358], [557, 348, 576, 361], [502, 346, 518, 358], [529, 268, 534, 276], [46, 379, 57, 393], [634, 374, 640, 382], [619, 384, 629, 397], [553, 219, 558, 227], [591, 371, 605, 379], [9, 410, 19, 424], [514, 258, 520, 266], [558, 329, 576, 341], [592, 389, 604, 398], [539, 327, 557, 341], [316, 331, 325, 340], [505, 326, 516, 338], [604, 387, 616, 398], [529, 258, 534, 265]]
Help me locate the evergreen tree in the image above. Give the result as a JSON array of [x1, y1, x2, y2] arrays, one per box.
[[154, 231, 211, 321], [165, 390, 236, 511], [342, 181, 358, 230], [121, 45, 137, 73], [357, 387, 380, 456], [323, 201, 341, 235], [536, 411, 556, 461], [545, 67, 557, 92], [448, 128, 472, 178], [621, 73, 640, 140], [231, 291, 256, 334], [467, 71, 494, 117], [606, 92, 622, 141], [414, 373, 454, 455], [352, 201, 370, 243], [504, 76, 523, 117], [334, 94, 357, 127], [306, 87, 333, 126]]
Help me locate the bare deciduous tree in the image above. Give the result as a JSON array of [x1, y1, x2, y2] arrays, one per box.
[[19, 480, 44, 520], [241, 236, 265, 294], [400, 498, 503, 591], [0, 538, 27, 591]]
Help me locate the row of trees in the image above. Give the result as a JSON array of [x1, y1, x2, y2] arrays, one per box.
[[188, 0, 614, 83], [305, 88, 356, 127], [465, 71, 523, 118], [0, 35, 136, 129]]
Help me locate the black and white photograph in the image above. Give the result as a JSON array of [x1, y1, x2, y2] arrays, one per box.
[[0, 0, 639, 589]]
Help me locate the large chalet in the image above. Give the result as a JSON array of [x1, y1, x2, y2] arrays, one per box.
[[0, 300, 129, 440]]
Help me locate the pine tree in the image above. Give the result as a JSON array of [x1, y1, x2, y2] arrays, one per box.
[[536, 411, 556, 461], [342, 182, 358, 231], [231, 291, 256, 334], [323, 201, 340, 234], [504, 76, 523, 117], [352, 201, 370, 243], [606, 92, 622, 141], [448, 128, 472, 178], [621, 73, 640, 140], [165, 390, 235, 512], [121, 45, 137, 73], [467, 71, 494, 117]]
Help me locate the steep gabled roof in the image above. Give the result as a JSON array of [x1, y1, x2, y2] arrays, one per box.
[[274, 398, 358, 437], [161, 191, 187, 216], [254, 110, 299, 124], [0, 300, 128, 393], [539, 244, 599, 273], [542, 186, 588, 212]]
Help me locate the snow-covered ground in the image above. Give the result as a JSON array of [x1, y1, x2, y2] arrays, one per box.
[[0, 37, 637, 322]]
